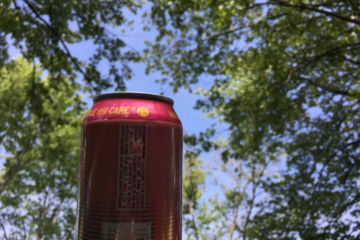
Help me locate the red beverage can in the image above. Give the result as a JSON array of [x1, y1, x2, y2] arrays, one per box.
[[75, 92, 183, 240]]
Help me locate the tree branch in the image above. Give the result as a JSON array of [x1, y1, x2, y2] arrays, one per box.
[[22, 0, 93, 88], [346, 0, 360, 16], [204, 26, 249, 42], [104, 28, 140, 53], [37, 189, 50, 239], [0, 222, 9, 240], [299, 76, 351, 96], [242, 166, 257, 240], [0, 123, 39, 195], [342, 56, 360, 65], [275, 0, 360, 25], [284, 16, 326, 30], [304, 43, 360, 66], [0, 144, 32, 195], [332, 192, 360, 218], [243, 161, 270, 239], [285, 42, 360, 84], [310, 152, 337, 196], [229, 205, 239, 240], [344, 139, 360, 147], [21, 216, 27, 240], [188, 199, 200, 240], [65, 224, 75, 240], [13, 0, 20, 10], [49, 177, 72, 223], [49, 197, 64, 224]]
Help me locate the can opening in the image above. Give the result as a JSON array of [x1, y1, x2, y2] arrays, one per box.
[[93, 92, 174, 106]]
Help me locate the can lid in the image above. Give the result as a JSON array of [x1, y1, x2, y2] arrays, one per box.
[[93, 92, 174, 105]]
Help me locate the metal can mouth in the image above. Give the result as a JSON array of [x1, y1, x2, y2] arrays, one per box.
[[93, 92, 174, 105]]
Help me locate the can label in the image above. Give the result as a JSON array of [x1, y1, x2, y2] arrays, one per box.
[[101, 222, 152, 240], [77, 95, 182, 240], [117, 124, 147, 210]]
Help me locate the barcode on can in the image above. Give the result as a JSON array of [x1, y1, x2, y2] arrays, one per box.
[[101, 222, 151, 240], [117, 124, 147, 210]]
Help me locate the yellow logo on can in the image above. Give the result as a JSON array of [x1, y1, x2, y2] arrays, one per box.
[[137, 106, 149, 117]]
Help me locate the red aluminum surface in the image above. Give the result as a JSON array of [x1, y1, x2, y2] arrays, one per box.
[[76, 94, 183, 240]]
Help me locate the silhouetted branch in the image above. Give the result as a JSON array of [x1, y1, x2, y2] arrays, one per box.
[[333, 192, 360, 218], [204, 26, 249, 42], [299, 76, 351, 96], [0, 222, 9, 240], [22, 0, 93, 88], [275, 0, 360, 25], [13, 0, 19, 10]]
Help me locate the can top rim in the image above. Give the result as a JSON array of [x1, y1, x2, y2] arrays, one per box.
[[93, 92, 174, 105]]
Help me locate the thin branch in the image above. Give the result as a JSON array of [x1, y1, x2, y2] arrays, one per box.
[[342, 56, 360, 65], [314, 192, 360, 234], [65, 224, 75, 240], [0, 222, 9, 240], [266, 12, 289, 20], [311, 112, 346, 191], [13, 0, 19, 10], [21, 216, 27, 240], [333, 192, 360, 218], [229, 204, 239, 240], [244, 160, 271, 240], [37, 189, 50, 239], [275, 0, 360, 25], [188, 199, 200, 240], [244, 2, 271, 11], [344, 138, 360, 147], [310, 152, 337, 197], [299, 76, 351, 96], [204, 26, 249, 42], [229, 163, 244, 240], [305, 43, 360, 65], [49, 198, 64, 223], [0, 122, 38, 195], [285, 42, 360, 84], [49, 177, 72, 223], [242, 166, 257, 240], [346, 0, 360, 16], [285, 66, 297, 84], [104, 28, 140, 52], [0, 143, 32, 195], [284, 16, 326, 30], [22, 0, 93, 88]]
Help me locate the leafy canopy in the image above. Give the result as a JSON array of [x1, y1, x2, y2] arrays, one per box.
[[1, 0, 141, 92], [0, 57, 85, 239], [0, 1, 144, 235], [145, 0, 360, 239]]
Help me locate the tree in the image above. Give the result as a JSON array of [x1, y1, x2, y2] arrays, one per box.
[[182, 150, 206, 240], [182, 147, 225, 240], [1, 0, 140, 92], [1, 1, 143, 238], [0, 57, 85, 239], [183, 133, 279, 240], [144, 0, 360, 239]]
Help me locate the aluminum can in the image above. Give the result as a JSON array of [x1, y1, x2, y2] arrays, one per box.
[[75, 92, 183, 240]]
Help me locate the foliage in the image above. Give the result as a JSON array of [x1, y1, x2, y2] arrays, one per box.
[[0, 57, 85, 239], [182, 149, 221, 240], [145, 0, 360, 239], [0, 0, 141, 92], [0, 0, 143, 238]]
